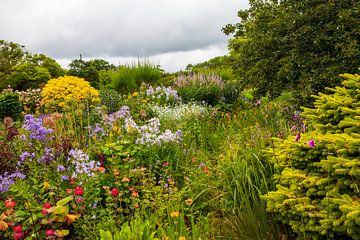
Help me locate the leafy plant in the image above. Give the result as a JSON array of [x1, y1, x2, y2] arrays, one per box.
[[264, 72, 360, 239]]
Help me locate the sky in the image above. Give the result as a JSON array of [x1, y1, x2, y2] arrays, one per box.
[[0, 0, 249, 72]]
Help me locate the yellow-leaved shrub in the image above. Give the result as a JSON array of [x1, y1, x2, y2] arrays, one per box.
[[41, 76, 100, 111]]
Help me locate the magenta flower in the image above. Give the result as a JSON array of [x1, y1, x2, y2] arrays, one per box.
[[307, 139, 315, 148], [295, 134, 301, 142]]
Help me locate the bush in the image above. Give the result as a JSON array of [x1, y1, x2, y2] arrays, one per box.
[[99, 88, 123, 113], [0, 91, 22, 120], [264, 72, 360, 239], [41, 76, 100, 111], [174, 73, 224, 106], [107, 61, 163, 93]]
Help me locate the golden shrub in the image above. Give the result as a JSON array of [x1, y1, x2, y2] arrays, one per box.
[[41, 76, 100, 110]]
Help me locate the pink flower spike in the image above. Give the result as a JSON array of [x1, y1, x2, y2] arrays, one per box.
[[307, 139, 315, 148], [295, 134, 301, 142]]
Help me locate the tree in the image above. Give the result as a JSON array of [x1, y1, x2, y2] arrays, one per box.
[[0, 40, 65, 90], [223, 0, 360, 105], [68, 58, 116, 88]]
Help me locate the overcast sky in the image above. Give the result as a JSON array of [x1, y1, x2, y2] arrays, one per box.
[[0, 0, 248, 72]]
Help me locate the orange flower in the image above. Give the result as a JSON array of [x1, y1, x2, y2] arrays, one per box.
[[121, 177, 130, 183], [131, 191, 139, 198]]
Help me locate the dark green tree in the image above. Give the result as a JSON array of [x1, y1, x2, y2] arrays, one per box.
[[68, 58, 116, 88], [223, 0, 360, 105]]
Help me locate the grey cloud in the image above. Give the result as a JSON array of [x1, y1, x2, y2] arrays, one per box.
[[0, 0, 248, 63]]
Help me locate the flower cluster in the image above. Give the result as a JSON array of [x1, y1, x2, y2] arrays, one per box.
[[15, 88, 42, 113], [135, 118, 182, 145], [0, 171, 25, 192], [152, 102, 208, 121], [21, 114, 53, 142], [68, 149, 100, 178], [174, 73, 224, 89], [41, 76, 100, 109], [144, 85, 181, 102]]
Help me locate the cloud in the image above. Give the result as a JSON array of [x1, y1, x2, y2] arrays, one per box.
[[0, 0, 248, 70]]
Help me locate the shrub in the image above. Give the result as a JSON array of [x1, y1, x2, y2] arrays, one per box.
[[107, 61, 163, 93], [174, 73, 224, 106], [99, 88, 123, 114], [41, 76, 100, 111], [264, 72, 360, 239], [0, 91, 22, 120]]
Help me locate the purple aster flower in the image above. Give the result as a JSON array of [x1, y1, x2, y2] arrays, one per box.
[[295, 134, 301, 142]]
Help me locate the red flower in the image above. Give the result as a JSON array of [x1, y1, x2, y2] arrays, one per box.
[[66, 188, 72, 194], [76, 197, 84, 203], [163, 162, 170, 167], [43, 202, 52, 209], [4, 198, 16, 208], [134, 203, 140, 209], [74, 186, 84, 196], [45, 229, 54, 236], [128, 187, 134, 191], [14, 232, 24, 239], [203, 166, 209, 173], [111, 188, 119, 197], [13, 226, 22, 233]]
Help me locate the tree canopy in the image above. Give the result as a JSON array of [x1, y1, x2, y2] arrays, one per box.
[[223, 0, 360, 105], [0, 40, 65, 90]]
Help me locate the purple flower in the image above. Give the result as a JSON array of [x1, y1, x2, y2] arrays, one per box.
[[61, 175, 69, 181], [57, 165, 66, 172], [295, 134, 301, 142], [307, 139, 315, 148]]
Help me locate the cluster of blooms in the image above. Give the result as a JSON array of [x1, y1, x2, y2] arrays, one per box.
[[135, 117, 182, 145], [41, 76, 100, 108], [144, 85, 181, 102], [152, 103, 208, 121], [0, 171, 25, 192], [21, 114, 53, 142], [15, 88, 42, 113], [174, 73, 224, 88], [103, 106, 131, 126], [67, 149, 100, 178]]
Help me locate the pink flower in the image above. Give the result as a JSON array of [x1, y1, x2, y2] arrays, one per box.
[[43, 202, 51, 209], [295, 134, 301, 142], [307, 139, 315, 148], [14, 232, 24, 239], [41, 210, 49, 215], [45, 229, 54, 236], [74, 186, 84, 196]]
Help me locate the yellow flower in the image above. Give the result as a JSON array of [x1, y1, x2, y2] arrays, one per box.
[[170, 210, 180, 218], [185, 198, 193, 206], [179, 237, 186, 240], [132, 91, 139, 97], [43, 181, 50, 190]]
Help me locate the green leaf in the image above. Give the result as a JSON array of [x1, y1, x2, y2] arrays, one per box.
[[56, 196, 73, 206]]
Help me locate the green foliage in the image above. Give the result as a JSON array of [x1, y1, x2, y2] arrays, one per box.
[[6, 62, 51, 90], [0, 91, 22, 120], [107, 61, 163, 93], [175, 73, 224, 106], [264, 72, 360, 239], [68, 58, 116, 88], [99, 88, 123, 113], [0, 40, 65, 90], [224, 0, 360, 105]]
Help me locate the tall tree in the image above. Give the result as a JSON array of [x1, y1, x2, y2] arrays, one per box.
[[223, 0, 360, 105], [68, 58, 116, 88]]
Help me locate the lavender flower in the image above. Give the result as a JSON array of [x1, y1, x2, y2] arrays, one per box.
[[0, 171, 26, 192]]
